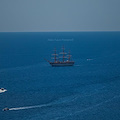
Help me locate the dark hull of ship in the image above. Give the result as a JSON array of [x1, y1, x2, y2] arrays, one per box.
[[49, 61, 74, 67]]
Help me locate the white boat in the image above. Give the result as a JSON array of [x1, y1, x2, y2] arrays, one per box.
[[3, 108, 9, 111], [0, 88, 7, 93]]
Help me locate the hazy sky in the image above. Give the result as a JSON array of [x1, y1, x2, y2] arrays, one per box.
[[0, 0, 120, 32]]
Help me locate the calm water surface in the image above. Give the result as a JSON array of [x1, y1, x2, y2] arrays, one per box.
[[0, 32, 120, 120]]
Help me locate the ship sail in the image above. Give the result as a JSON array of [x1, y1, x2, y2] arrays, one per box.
[[67, 50, 72, 61], [51, 48, 58, 62], [60, 46, 67, 62]]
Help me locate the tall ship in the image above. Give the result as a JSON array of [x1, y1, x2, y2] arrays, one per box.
[[45, 46, 74, 67]]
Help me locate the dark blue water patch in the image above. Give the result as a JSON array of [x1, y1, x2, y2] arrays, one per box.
[[0, 32, 120, 69], [0, 32, 120, 120]]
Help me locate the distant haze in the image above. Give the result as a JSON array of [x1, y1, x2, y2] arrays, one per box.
[[0, 0, 120, 32]]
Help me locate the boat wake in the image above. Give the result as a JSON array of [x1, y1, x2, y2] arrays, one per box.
[[74, 65, 83, 67], [9, 105, 47, 111], [87, 59, 93, 61], [9, 103, 51, 111]]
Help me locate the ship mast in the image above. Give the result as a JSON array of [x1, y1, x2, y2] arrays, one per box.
[[63, 46, 65, 62], [52, 48, 58, 62], [59, 46, 68, 62], [68, 50, 72, 61], [61, 46, 67, 62]]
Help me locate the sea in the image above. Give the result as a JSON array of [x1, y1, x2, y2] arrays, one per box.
[[0, 32, 120, 120]]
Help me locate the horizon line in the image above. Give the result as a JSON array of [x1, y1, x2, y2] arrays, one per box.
[[0, 30, 120, 33]]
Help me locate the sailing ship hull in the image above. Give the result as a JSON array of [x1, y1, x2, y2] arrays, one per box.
[[50, 61, 74, 67]]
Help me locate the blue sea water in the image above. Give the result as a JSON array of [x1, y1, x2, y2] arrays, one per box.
[[0, 32, 120, 120]]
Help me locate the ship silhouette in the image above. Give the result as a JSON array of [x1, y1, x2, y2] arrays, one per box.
[[45, 46, 74, 66]]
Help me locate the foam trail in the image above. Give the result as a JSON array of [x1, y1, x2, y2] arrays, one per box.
[[9, 103, 51, 111], [87, 59, 93, 61], [74, 65, 82, 67]]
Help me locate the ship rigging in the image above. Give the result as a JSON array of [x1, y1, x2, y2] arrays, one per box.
[[45, 46, 74, 66]]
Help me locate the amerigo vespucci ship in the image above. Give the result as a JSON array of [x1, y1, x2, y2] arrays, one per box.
[[45, 46, 74, 67]]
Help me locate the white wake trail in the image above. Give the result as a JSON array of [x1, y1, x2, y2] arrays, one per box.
[[9, 104, 51, 111]]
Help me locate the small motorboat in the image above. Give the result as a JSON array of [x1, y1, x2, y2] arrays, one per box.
[[3, 108, 9, 111], [0, 88, 7, 93]]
